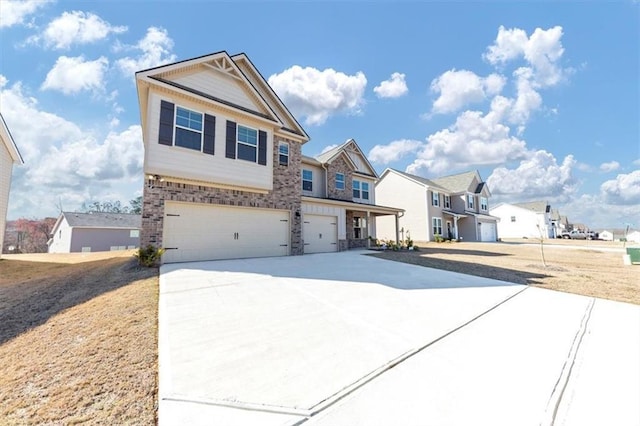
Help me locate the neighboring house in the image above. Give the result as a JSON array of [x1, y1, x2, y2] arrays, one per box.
[[599, 230, 614, 241], [135, 51, 402, 263], [490, 201, 555, 239], [48, 212, 141, 253], [301, 139, 402, 251], [0, 113, 24, 259], [626, 231, 640, 243], [376, 169, 498, 242]]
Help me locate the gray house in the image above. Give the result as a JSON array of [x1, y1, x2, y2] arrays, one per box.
[[48, 212, 141, 253]]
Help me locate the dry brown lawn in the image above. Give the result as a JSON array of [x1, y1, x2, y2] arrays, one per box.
[[370, 239, 639, 305], [0, 252, 158, 425]]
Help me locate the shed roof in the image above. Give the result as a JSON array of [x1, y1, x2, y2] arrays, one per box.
[[63, 212, 142, 229]]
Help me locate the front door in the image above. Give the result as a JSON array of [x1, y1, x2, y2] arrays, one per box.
[[446, 221, 452, 240]]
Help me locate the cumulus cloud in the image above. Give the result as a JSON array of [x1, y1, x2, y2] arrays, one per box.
[[599, 161, 620, 173], [268, 65, 367, 125], [430, 69, 506, 114], [374, 72, 408, 98], [407, 97, 528, 175], [368, 139, 422, 164], [600, 170, 640, 205], [319, 144, 339, 154], [1, 76, 144, 218], [484, 25, 567, 88], [487, 151, 577, 201], [41, 56, 109, 95], [116, 27, 176, 77], [32, 11, 127, 49], [0, 0, 51, 28]]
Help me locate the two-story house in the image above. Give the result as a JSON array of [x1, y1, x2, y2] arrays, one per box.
[[301, 139, 403, 252], [376, 169, 498, 242], [0, 113, 23, 258], [136, 51, 401, 263]]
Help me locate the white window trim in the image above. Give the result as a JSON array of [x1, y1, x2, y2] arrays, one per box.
[[336, 173, 345, 190], [278, 141, 289, 166], [237, 124, 259, 163], [467, 194, 475, 209], [353, 179, 371, 201], [480, 196, 488, 211], [444, 195, 451, 209], [302, 169, 313, 191], [174, 105, 204, 152], [432, 217, 443, 236], [432, 191, 440, 207]]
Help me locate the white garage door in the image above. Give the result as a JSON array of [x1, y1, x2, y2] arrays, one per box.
[[480, 222, 497, 242], [162, 202, 290, 263], [303, 214, 338, 254]]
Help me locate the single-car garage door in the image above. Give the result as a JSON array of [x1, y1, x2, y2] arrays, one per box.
[[303, 214, 338, 254], [480, 222, 497, 242], [162, 201, 290, 263]]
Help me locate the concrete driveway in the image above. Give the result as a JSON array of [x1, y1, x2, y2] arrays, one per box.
[[159, 251, 640, 426]]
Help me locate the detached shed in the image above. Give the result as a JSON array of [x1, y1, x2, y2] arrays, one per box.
[[48, 212, 141, 253]]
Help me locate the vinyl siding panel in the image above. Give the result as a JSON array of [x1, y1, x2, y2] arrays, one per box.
[[145, 91, 273, 191], [375, 173, 428, 241], [48, 219, 73, 253], [170, 70, 259, 112], [0, 142, 13, 255], [70, 228, 140, 253], [301, 164, 325, 198]]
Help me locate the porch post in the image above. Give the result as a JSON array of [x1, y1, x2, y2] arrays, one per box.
[[395, 214, 400, 244], [366, 211, 371, 248], [454, 216, 459, 239]]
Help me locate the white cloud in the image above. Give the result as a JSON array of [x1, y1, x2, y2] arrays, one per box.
[[116, 27, 176, 77], [1, 76, 144, 219], [368, 139, 422, 164], [560, 194, 640, 230], [509, 67, 542, 128], [320, 144, 338, 154], [373, 72, 408, 98], [268, 65, 367, 125], [484, 25, 567, 88], [633, 158, 640, 166], [41, 56, 109, 95], [407, 97, 527, 175], [0, 0, 51, 28], [600, 170, 640, 205], [35, 11, 127, 49], [430, 69, 506, 114], [487, 151, 577, 201], [599, 161, 620, 173]]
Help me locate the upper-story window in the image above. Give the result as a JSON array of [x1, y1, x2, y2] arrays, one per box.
[[175, 107, 203, 151], [511, 216, 516, 222], [159, 101, 215, 155], [237, 125, 258, 162], [481, 197, 488, 211], [336, 173, 345, 190], [353, 180, 370, 200], [467, 194, 475, 209], [432, 191, 440, 207], [444, 195, 451, 209], [279, 142, 289, 166], [302, 169, 313, 191]]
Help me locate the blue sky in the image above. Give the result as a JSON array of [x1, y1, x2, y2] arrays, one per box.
[[1, 0, 638, 229]]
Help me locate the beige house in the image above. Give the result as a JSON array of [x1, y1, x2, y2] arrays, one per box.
[[376, 169, 498, 242], [136, 51, 400, 263], [0, 114, 23, 257]]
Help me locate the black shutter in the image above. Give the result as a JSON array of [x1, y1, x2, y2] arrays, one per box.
[[258, 130, 267, 165], [159, 100, 174, 146], [226, 120, 236, 159], [203, 114, 215, 155]]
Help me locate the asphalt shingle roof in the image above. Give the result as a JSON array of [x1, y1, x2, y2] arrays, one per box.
[[390, 169, 449, 191], [63, 212, 141, 229], [513, 201, 549, 214], [431, 171, 479, 193]]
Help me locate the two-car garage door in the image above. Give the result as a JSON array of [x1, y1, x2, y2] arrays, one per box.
[[162, 201, 290, 263]]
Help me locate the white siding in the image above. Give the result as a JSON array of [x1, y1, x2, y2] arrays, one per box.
[[490, 204, 546, 239], [301, 164, 325, 198], [145, 91, 273, 190], [48, 218, 73, 253], [170, 69, 260, 113], [0, 142, 12, 255], [375, 172, 428, 241], [301, 202, 347, 240]]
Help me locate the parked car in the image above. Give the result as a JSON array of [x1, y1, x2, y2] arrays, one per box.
[[561, 230, 587, 239]]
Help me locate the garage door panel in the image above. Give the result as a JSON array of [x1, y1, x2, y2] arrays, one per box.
[[163, 202, 290, 263], [304, 214, 338, 254]]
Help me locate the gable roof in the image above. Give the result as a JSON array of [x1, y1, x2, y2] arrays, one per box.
[[514, 201, 550, 214], [380, 168, 449, 191], [135, 51, 308, 143], [431, 170, 483, 194], [61, 212, 142, 229], [0, 113, 24, 164], [315, 139, 378, 177]]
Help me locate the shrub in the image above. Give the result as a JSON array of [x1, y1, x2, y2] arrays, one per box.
[[135, 245, 166, 267], [434, 234, 445, 243]]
